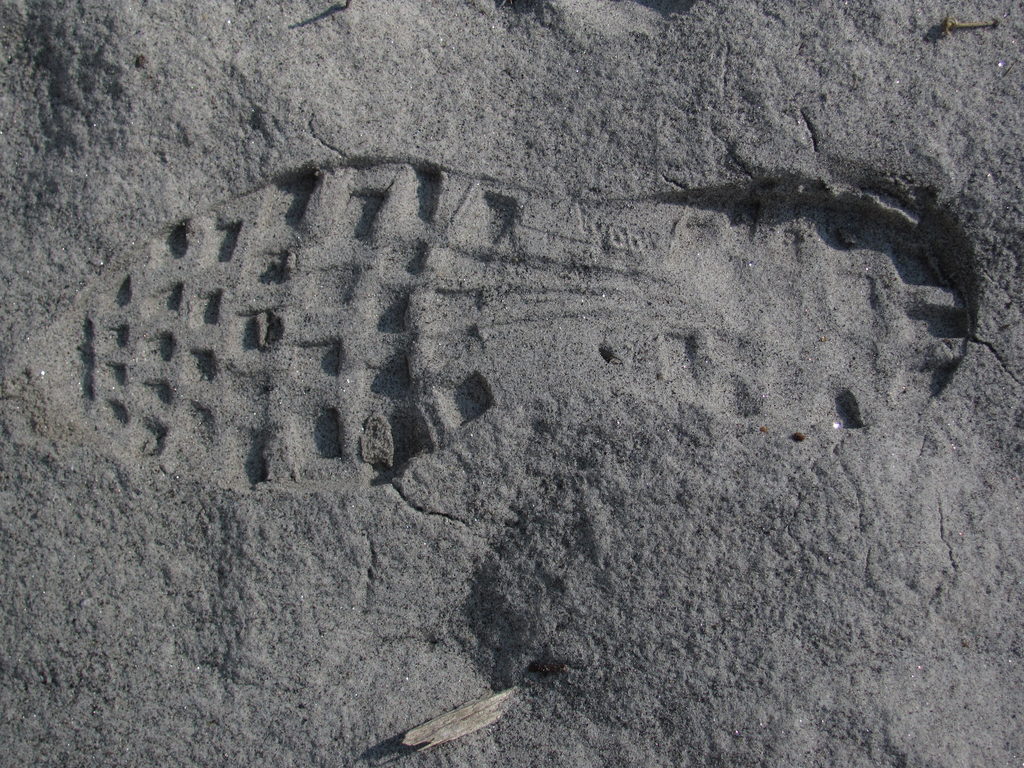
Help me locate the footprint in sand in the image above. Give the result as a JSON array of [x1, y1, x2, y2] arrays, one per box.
[[13, 162, 969, 487]]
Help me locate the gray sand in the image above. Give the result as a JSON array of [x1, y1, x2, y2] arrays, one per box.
[[1, 1, 1022, 765]]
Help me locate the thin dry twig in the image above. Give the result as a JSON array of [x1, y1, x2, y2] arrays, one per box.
[[941, 15, 999, 36]]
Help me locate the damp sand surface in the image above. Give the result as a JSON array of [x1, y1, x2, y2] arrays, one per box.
[[0, 2, 1022, 765]]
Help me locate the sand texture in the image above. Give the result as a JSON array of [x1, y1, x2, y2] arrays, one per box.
[[1, 1, 1022, 765]]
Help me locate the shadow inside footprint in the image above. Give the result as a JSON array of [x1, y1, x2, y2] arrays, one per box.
[[835, 388, 865, 429]]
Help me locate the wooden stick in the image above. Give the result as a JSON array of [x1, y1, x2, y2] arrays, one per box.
[[401, 688, 517, 751], [941, 16, 999, 36]]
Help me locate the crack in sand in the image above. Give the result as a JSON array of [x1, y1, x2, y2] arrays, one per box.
[[308, 117, 345, 158], [937, 503, 959, 573], [969, 335, 1023, 388], [389, 483, 469, 529]]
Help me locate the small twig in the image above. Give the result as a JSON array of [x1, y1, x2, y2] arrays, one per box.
[[941, 16, 999, 36], [289, 2, 350, 30]]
